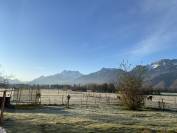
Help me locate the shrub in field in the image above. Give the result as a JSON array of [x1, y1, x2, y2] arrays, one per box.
[[119, 73, 145, 110], [118, 62, 147, 110]]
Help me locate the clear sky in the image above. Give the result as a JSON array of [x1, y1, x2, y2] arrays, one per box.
[[0, 0, 177, 81]]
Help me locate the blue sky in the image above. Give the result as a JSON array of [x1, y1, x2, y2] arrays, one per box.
[[0, 0, 177, 81]]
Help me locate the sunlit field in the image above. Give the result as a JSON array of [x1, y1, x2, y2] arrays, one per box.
[[0, 89, 176, 133], [4, 104, 177, 133], [40, 89, 118, 105]]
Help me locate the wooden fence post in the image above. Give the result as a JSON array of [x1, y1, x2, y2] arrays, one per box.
[[67, 95, 71, 108], [162, 99, 165, 111], [158, 101, 161, 109], [0, 91, 6, 125], [61, 95, 64, 105]]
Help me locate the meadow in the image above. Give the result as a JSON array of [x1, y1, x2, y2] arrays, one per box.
[[1, 89, 177, 133], [3, 104, 177, 133]]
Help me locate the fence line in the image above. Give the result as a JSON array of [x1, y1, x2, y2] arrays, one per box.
[[2, 88, 177, 111], [145, 94, 177, 111], [40, 89, 118, 105]]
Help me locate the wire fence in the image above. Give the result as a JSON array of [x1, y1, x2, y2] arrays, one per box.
[[11, 88, 40, 104], [145, 94, 177, 111], [1, 88, 177, 111], [40, 89, 118, 106]]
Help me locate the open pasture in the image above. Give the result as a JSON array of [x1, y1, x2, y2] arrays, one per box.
[[40, 89, 118, 105], [1, 89, 177, 132], [40, 89, 177, 111], [3, 104, 177, 133], [6, 89, 177, 111]]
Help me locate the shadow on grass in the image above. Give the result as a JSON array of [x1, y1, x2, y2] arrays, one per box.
[[3, 117, 157, 133], [3, 118, 87, 133], [3, 105, 172, 133], [5, 105, 74, 115]]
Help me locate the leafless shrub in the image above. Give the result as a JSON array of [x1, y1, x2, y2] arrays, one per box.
[[118, 61, 147, 110]]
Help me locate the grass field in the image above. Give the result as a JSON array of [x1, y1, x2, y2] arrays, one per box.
[[2, 90, 177, 132], [3, 104, 177, 133]]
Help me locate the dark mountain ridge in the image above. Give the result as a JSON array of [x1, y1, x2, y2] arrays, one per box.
[[4, 59, 177, 89]]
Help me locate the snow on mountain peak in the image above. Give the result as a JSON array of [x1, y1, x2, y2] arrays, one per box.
[[152, 64, 160, 69]]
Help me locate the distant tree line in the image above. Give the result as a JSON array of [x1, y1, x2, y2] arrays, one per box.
[[71, 83, 116, 93], [7, 83, 177, 93], [0, 79, 9, 88], [10, 83, 116, 93]]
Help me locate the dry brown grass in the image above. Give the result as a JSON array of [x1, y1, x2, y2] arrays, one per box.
[[2, 104, 177, 133]]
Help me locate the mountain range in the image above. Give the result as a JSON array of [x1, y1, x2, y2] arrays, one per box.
[[5, 59, 177, 89], [31, 70, 83, 85], [28, 68, 124, 85]]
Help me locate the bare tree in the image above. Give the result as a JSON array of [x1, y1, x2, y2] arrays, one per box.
[[118, 61, 147, 110]]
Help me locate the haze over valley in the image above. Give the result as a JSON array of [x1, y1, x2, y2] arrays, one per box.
[[2, 59, 177, 90]]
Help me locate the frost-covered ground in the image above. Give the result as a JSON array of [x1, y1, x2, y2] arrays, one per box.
[[3, 104, 177, 133], [40, 89, 118, 105]]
